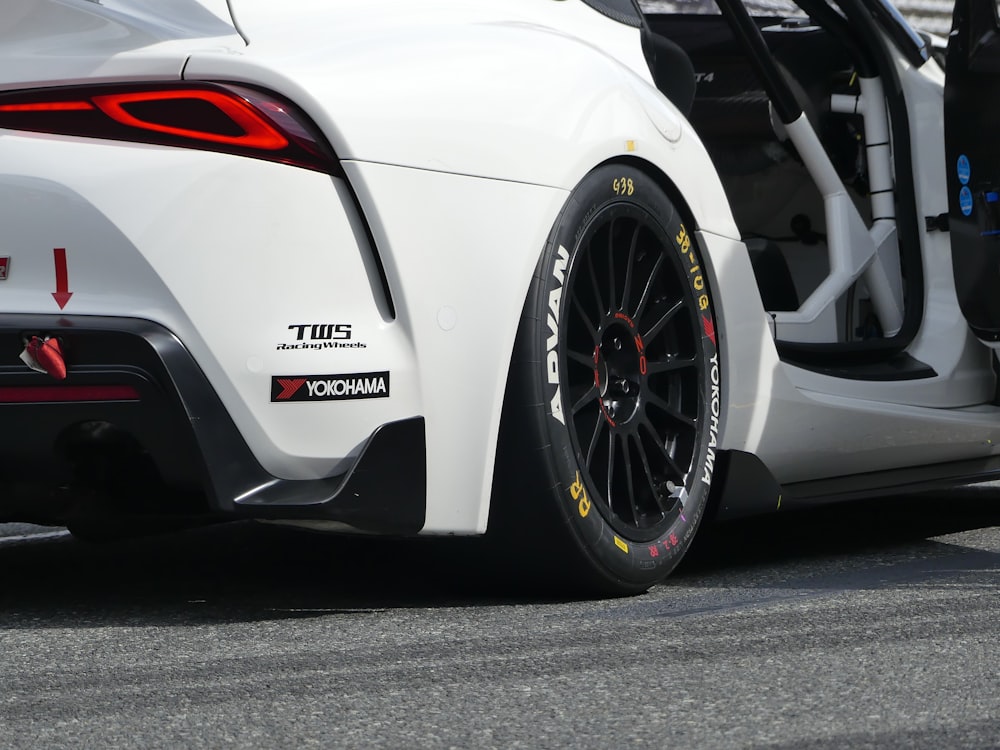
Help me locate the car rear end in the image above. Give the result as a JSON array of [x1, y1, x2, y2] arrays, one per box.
[[0, 0, 427, 532]]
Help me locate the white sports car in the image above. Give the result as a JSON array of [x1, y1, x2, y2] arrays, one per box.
[[1, 0, 997, 594]]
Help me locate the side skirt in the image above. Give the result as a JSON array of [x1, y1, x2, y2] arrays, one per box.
[[711, 449, 1000, 521]]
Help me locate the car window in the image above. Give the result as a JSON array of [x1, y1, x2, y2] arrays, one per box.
[[639, 0, 802, 15], [580, 0, 643, 25]]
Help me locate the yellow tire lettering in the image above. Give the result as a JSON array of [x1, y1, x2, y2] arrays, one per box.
[[612, 177, 635, 196], [569, 471, 591, 518], [675, 225, 691, 254], [613, 536, 629, 554]]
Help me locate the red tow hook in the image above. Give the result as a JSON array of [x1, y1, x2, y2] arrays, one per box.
[[20, 336, 67, 380]]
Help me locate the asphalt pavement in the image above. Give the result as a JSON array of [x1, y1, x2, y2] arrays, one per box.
[[0, 485, 998, 748]]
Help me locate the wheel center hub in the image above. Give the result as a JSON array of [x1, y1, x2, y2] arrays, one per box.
[[594, 314, 646, 426]]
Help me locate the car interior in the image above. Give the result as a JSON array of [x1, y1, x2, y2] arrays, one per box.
[[635, 0, 935, 376]]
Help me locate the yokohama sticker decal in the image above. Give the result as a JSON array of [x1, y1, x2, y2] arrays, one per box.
[[271, 371, 390, 402]]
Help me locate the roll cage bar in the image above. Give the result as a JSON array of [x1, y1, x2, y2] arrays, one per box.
[[629, 0, 927, 355]]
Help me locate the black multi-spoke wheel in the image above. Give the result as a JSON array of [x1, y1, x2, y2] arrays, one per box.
[[493, 164, 721, 594], [563, 202, 703, 542]]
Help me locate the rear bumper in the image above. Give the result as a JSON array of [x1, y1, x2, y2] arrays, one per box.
[[0, 315, 425, 534]]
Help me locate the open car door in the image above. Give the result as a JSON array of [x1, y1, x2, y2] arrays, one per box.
[[945, 0, 1000, 343]]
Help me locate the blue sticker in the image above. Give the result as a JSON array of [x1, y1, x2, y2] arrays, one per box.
[[958, 154, 971, 185], [960, 186, 974, 216]]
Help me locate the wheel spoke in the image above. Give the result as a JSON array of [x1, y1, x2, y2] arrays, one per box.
[[606, 220, 618, 311], [620, 222, 641, 314], [639, 436, 677, 517], [606, 431, 617, 514], [634, 434, 660, 503], [587, 249, 606, 319], [585, 411, 606, 468], [571, 293, 599, 341], [571, 383, 598, 416], [635, 435, 681, 516], [621, 435, 642, 526], [567, 349, 595, 369], [646, 391, 697, 429], [645, 355, 697, 375], [642, 298, 684, 342], [640, 418, 685, 479], [632, 254, 664, 320]]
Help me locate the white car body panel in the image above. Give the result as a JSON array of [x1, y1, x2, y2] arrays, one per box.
[[0, 136, 416, 477], [710, 223, 1000, 485], [0, 0, 241, 89], [343, 162, 570, 532], [177, 0, 742, 530], [183, 0, 740, 238]]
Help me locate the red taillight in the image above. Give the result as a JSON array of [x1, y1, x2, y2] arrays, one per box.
[[90, 89, 289, 150], [0, 385, 140, 403], [0, 83, 337, 173], [0, 101, 94, 112]]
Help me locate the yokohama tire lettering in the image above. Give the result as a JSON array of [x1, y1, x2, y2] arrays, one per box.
[[702, 353, 720, 485]]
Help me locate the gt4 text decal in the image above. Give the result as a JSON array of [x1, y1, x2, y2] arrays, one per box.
[[271, 371, 390, 402]]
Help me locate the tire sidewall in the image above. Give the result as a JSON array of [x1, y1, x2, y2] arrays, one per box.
[[532, 163, 721, 587]]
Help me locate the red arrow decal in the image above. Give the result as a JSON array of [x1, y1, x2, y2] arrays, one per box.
[[702, 315, 716, 346], [52, 247, 73, 310], [276, 378, 306, 400]]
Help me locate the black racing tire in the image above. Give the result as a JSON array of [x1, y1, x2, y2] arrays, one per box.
[[492, 163, 722, 596]]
